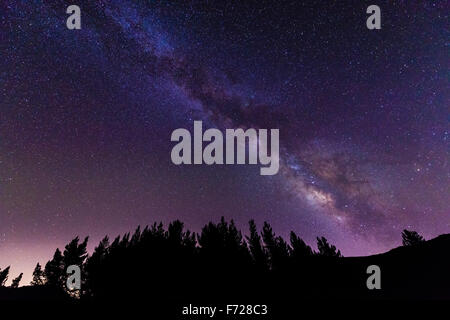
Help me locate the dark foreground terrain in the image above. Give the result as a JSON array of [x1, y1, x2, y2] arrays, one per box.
[[1, 219, 449, 315]]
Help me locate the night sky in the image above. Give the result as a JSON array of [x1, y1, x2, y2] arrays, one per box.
[[1, 1, 449, 284]]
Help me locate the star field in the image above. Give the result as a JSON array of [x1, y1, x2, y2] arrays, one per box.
[[0, 1, 448, 284]]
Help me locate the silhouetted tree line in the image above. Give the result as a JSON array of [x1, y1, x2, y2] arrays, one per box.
[[1, 220, 437, 302], [0, 218, 436, 303]]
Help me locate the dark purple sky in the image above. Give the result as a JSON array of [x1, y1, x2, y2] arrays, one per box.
[[1, 1, 448, 284]]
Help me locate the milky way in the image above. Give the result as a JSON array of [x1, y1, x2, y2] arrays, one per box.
[[0, 1, 448, 284]]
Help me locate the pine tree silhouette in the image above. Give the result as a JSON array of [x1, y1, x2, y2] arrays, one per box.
[[290, 231, 313, 259], [63, 236, 89, 267], [261, 222, 290, 270], [10, 273, 23, 288], [84, 236, 109, 297], [402, 229, 425, 246], [316, 237, 342, 257], [44, 248, 64, 288], [0, 266, 10, 287], [30, 263, 45, 286], [246, 220, 268, 271]]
